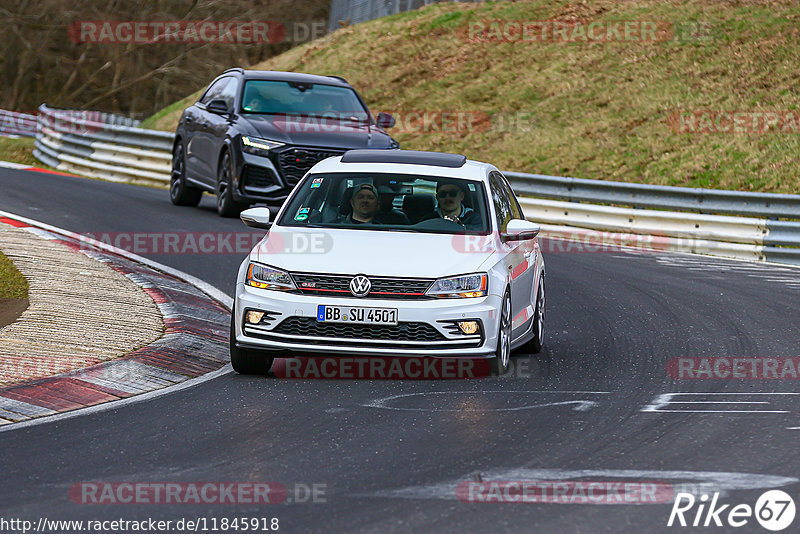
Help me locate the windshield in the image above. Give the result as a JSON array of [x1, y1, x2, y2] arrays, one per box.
[[278, 172, 491, 235], [241, 80, 370, 120]]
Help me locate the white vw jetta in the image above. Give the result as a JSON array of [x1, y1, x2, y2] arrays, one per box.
[[231, 149, 545, 375]]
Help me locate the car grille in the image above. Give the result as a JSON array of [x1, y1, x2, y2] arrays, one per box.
[[278, 148, 345, 184], [273, 317, 445, 342], [291, 272, 433, 300], [241, 165, 278, 189]]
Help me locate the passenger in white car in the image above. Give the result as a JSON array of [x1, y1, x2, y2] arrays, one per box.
[[347, 184, 381, 224]]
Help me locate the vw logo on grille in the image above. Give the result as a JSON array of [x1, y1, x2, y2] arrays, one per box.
[[349, 275, 372, 297]]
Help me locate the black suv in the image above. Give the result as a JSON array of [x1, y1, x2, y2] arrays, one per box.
[[170, 69, 398, 216]]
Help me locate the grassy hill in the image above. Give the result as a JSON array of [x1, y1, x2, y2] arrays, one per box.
[[143, 0, 800, 193]]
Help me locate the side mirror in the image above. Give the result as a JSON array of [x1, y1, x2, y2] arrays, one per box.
[[207, 99, 230, 115], [240, 207, 272, 229], [376, 112, 395, 129], [502, 219, 540, 242]]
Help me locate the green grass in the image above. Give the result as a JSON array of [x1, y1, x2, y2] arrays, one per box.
[[0, 137, 39, 167], [0, 136, 63, 174], [140, 93, 201, 131], [0, 251, 28, 299], [144, 0, 800, 193]]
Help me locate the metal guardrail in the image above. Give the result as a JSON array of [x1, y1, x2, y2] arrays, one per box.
[[34, 105, 173, 183], [505, 171, 800, 266], [518, 198, 800, 266], [505, 172, 800, 219], [0, 109, 38, 138], [27, 105, 800, 266]]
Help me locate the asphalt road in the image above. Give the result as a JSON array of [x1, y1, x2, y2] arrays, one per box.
[[1, 168, 800, 533]]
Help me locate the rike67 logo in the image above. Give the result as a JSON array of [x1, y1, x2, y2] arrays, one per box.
[[668, 490, 796, 531]]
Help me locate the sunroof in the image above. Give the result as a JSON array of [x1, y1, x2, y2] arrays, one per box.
[[340, 149, 467, 168]]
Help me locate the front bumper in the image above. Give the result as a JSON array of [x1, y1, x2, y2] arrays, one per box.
[[232, 146, 348, 204], [234, 284, 501, 357], [233, 152, 288, 203]]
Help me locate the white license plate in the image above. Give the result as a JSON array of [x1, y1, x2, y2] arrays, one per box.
[[317, 305, 398, 325]]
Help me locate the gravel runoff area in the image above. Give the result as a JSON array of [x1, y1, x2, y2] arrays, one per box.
[[0, 220, 163, 385], [0, 214, 230, 425]]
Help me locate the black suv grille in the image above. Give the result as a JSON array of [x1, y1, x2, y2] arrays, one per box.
[[242, 165, 277, 189], [273, 317, 445, 342], [291, 273, 433, 300], [278, 148, 345, 184]]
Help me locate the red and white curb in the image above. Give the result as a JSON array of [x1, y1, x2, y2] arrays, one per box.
[[0, 159, 79, 177], [0, 211, 232, 427]]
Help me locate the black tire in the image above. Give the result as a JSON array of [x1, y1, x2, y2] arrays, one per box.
[[520, 274, 545, 354], [230, 311, 274, 375], [216, 150, 248, 218], [490, 290, 512, 376], [169, 142, 202, 207]]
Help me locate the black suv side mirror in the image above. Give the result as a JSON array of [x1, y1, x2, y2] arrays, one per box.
[[207, 99, 230, 115], [376, 112, 395, 129]]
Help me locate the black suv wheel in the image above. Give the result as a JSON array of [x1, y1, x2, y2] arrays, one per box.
[[170, 143, 202, 206], [216, 151, 248, 217]]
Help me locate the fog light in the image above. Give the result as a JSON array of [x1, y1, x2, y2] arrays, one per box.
[[457, 321, 480, 335], [246, 311, 265, 324]]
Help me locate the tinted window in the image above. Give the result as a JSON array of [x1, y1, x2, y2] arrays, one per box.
[[241, 80, 369, 120], [278, 172, 490, 235], [219, 78, 238, 108], [490, 173, 513, 232], [495, 171, 524, 220], [199, 77, 230, 105]]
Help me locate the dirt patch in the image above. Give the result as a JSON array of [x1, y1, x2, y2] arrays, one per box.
[[0, 298, 28, 328]]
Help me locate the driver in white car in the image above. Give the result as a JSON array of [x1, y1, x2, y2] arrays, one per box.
[[423, 179, 481, 229]]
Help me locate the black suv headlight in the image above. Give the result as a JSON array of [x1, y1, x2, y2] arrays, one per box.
[[241, 136, 285, 157]]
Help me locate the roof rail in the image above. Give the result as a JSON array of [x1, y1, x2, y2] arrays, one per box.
[[326, 75, 349, 84]]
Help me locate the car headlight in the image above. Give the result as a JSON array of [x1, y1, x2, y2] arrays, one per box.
[[246, 262, 296, 291], [426, 273, 487, 298], [241, 136, 284, 157]]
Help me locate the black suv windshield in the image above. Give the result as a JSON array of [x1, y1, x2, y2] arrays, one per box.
[[278, 173, 491, 235], [241, 80, 369, 120]]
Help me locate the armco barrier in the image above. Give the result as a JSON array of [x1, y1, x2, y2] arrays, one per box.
[[34, 104, 173, 184], [0, 109, 38, 137], [518, 198, 800, 265], [508, 173, 800, 266], [27, 105, 800, 266], [505, 172, 800, 219]]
